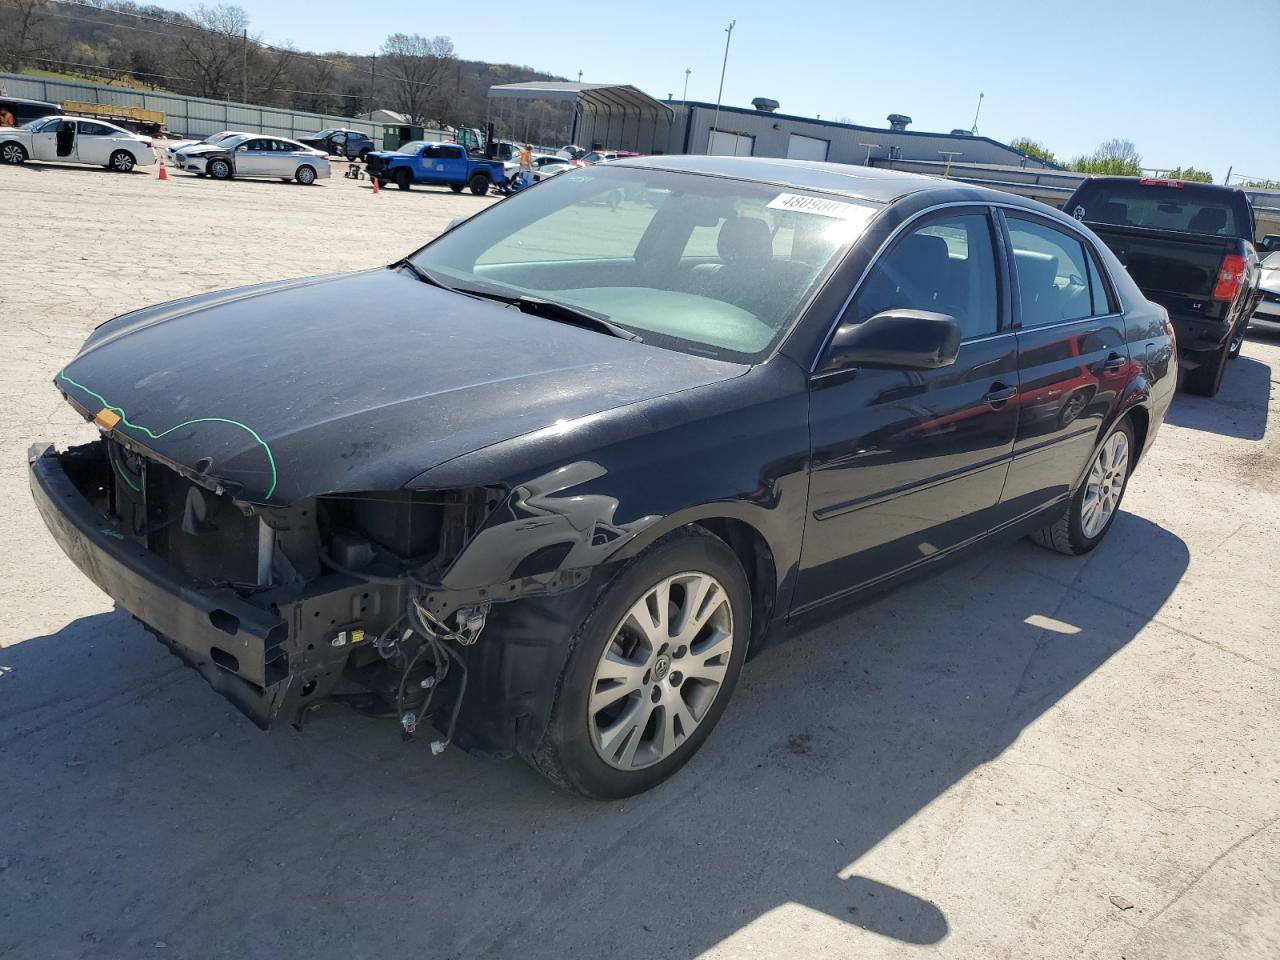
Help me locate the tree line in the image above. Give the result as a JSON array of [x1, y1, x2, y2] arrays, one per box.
[[0, 0, 575, 141], [1008, 136, 1215, 183]]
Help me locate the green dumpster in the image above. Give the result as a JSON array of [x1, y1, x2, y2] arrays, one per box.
[[382, 124, 425, 151]]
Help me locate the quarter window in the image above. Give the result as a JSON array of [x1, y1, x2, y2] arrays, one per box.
[[1007, 217, 1095, 327], [851, 212, 1000, 340], [1086, 250, 1115, 315]]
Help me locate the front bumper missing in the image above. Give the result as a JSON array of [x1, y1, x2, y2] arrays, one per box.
[[29, 442, 338, 729]]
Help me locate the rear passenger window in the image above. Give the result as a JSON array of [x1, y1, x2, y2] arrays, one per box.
[[1086, 251, 1114, 315], [1007, 217, 1094, 327], [853, 212, 1000, 340]]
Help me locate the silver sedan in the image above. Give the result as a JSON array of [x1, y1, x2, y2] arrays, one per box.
[[179, 134, 331, 184]]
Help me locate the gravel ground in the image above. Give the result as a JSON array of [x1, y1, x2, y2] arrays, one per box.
[[1, 157, 1278, 960]]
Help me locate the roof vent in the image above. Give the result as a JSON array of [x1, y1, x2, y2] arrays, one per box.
[[887, 113, 912, 131], [950, 128, 972, 137], [752, 97, 780, 113]]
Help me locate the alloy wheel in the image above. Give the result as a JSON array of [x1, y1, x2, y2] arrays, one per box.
[[1081, 430, 1129, 538], [589, 571, 734, 771], [2, 143, 26, 164], [111, 152, 134, 172]]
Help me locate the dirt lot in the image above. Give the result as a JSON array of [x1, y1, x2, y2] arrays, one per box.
[[2, 158, 1278, 960]]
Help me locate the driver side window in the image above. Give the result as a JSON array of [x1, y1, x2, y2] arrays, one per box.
[[852, 212, 1000, 340]]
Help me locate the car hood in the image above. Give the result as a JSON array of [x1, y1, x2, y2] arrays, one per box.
[[177, 144, 223, 156], [57, 269, 744, 504]]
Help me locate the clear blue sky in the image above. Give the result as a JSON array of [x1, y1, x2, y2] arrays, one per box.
[[170, 0, 1279, 181]]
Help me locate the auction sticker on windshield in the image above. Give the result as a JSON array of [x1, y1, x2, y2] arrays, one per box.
[[767, 193, 873, 222]]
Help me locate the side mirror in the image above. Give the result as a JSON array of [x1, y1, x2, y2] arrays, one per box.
[[821, 309, 961, 374]]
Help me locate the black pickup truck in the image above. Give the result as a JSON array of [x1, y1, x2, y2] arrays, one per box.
[[1066, 177, 1261, 396]]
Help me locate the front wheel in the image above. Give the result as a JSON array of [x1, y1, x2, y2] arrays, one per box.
[[109, 150, 136, 172], [207, 158, 232, 180], [1032, 418, 1134, 556], [396, 168, 412, 191], [0, 141, 27, 164], [523, 530, 750, 799]]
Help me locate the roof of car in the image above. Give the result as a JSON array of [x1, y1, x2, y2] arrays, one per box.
[[617, 155, 1028, 205]]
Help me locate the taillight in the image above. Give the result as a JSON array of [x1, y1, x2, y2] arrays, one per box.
[[1212, 254, 1246, 301], [1140, 178, 1184, 188]]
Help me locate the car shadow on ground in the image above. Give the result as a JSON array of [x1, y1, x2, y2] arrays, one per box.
[[9, 161, 148, 175], [1164, 353, 1272, 440], [0, 514, 1188, 959]]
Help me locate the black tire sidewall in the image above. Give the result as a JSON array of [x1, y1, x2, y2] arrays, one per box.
[[545, 533, 751, 799], [110, 150, 134, 172], [1, 142, 26, 164], [296, 165, 315, 184], [1067, 418, 1135, 552], [209, 159, 231, 180], [396, 168, 411, 190], [469, 175, 489, 195]]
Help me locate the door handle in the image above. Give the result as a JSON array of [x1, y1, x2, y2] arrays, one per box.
[[1103, 353, 1127, 372], [983, 382, 1017, 406]]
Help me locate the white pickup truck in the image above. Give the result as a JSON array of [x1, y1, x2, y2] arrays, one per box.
[[0, 115, 157, 172]]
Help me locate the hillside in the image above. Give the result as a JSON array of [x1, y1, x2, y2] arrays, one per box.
[[0, 1, 574, 141]]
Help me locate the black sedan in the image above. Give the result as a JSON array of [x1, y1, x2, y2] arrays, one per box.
[[30, 157, 1176, 798]]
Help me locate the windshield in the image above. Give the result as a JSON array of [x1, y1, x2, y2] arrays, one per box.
[[409, 165, 877, 361], [21, 116, 56, 131], [397, 141, 428, 154]]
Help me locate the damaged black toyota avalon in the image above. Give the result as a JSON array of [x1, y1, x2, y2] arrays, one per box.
[[30, 157, 1175, 798]]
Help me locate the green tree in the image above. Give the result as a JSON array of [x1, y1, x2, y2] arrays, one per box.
[[1163, 166, 1213, 183], [1010, 137, 1058, 166], [1071, 138, 1143, 176]]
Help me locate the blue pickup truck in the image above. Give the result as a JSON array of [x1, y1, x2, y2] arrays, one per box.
[[364, 141, 507, 195]]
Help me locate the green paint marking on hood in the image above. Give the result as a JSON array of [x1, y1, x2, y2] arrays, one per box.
[[57, 370, 279, 500]]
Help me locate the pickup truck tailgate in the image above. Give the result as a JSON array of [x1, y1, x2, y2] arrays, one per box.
[[1091, 224, 1228, 299]]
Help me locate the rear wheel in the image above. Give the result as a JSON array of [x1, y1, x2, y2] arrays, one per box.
[[109, 150, 136, 173], [208, 158, 232, 180], [295, 164, 317, 185], [0, 141, 27, 164], [523, 530, 749, 799], [1228, 323, 1245, 359], [1032, 418, 1134, 556], [468, 173, 490, 195], [1183, 343, 1229, 396], [396, 168, 412, 191]]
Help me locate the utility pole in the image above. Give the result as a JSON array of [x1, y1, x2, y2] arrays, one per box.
[[241, 29, 248, 104], [970, 91, 984, 135], [708, 20, 735, 154], [577, 69, 583, 83], [682, 67, 691, 102]]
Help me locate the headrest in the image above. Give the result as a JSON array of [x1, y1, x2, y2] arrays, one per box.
[[1188, 207, 1227, 235], [718, 217, 773, 262]]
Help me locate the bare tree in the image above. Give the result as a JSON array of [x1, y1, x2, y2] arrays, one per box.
[[174, 3, 248, 100], [379, 33, 455, 124], [0, 0, 52, 72]]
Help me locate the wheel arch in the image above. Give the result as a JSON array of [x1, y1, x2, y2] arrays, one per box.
[[690, 517, 777, 651]]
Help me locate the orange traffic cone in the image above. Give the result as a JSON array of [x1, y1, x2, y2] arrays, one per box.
[[157, 157, 168, 181], [371, 175, 379, 195]]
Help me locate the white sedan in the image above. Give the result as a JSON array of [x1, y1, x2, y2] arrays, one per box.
[[176, 133, 331, 184], [1250, 251, 1280, 333], [0, 115, 157, 171]]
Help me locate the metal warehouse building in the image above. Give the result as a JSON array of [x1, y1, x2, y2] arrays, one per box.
[[488, 82, 1054, 171]]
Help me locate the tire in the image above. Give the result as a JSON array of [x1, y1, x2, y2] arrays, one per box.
[[449, 183, 465, 194], [0, 141, 27, 165], [109, 150, 136, 173], [468, 173, 490, 196], [358, 147, 370, 163], [295, 164, 317, 185], [396, 168, 412, 191], [1183, 343, 1229, 397], [1032, 417, 1135, 556], [523, 529, 750, 799], [207, 158, 232, 180]]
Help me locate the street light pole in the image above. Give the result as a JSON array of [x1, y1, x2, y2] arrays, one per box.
[[682, 68, 691, 101], [707, 20, 735, 154], [970, 91, 984, 135]]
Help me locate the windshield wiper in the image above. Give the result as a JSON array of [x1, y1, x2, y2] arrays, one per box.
[[395, 258, 456, 291], [452, 288, 643, 342]]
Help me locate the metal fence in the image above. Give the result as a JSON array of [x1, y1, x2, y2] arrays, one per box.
[[0, 72, 379, 140]]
